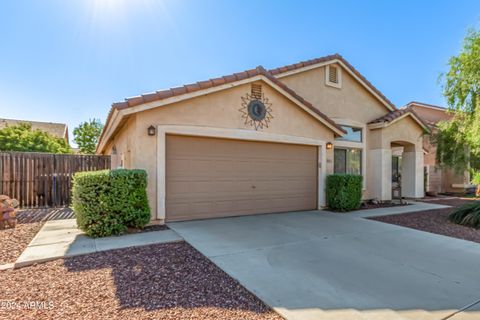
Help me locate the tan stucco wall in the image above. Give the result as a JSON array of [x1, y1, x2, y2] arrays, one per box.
[[366, 116, 425, 199], [105, 116, 137, 169], [105, 80, 336, 219], [102, 62, 431, 215], [369, 116, 424, 150], [279, 64, 390, 123], [280, 64, 403, 200]]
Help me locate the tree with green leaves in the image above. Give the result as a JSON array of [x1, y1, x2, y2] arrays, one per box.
[[0, 123, 71, 153], [435, 28, 480, 226], [435, 28, 480, 175], [73, 119, 104, 154]]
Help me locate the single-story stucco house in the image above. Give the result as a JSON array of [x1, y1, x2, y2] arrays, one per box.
[[97, 54, 430, 223], [406, 101, 472, 194]]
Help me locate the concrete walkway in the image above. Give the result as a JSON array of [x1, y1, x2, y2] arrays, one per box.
[[15, 219, 182, 268], [169, 202, 480, 320], [344, 200, 451, 218]]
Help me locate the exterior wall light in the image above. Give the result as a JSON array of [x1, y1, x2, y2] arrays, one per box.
[[326, 142, 333, 150], [147, 125, 156, 136]]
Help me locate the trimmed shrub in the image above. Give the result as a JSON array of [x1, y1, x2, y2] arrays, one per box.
[[72, 169, 151, 237], [326, 174, 363, 211], [448, 201, 480, 228]]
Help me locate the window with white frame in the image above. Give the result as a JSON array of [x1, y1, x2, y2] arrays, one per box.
[[334, 148, 362, 175]]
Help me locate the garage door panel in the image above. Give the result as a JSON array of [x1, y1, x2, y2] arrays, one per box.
[[166, 135, 318, 221]]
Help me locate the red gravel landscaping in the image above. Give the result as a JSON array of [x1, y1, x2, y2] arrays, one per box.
[[0, 242, 282, 320], [0, 208, 75, 265], [0, 222, 44, 265], [369, 198, 480, 243]]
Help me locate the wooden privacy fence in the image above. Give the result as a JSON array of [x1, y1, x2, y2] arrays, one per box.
[[0, 152, 110, 208]]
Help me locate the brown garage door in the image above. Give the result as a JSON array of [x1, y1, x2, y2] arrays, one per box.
[[165, 135, 318, 221]]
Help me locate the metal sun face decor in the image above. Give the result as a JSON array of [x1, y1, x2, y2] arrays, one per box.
[[239, 92, 273, 130]]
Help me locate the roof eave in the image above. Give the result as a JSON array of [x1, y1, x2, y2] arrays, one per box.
[[97, 72, 346, 152]]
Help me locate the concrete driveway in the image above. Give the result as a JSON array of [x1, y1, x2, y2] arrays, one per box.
[[169, 204, 480, 320]]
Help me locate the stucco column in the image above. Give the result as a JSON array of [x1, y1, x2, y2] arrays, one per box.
[[402, 150, 424, 198], [369, 148, 392, 201], [318, 145, 327, 208]]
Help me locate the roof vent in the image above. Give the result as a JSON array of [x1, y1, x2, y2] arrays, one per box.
[[326, 64, 342, 88], [251, 83, 262, 99], [329, 66, 338, 84]]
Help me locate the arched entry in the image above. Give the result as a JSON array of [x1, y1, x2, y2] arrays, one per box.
[[367, 108, 428, 202], [391, 141, 423, 199]]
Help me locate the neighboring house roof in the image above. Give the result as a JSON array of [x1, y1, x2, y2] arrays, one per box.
[[404, 101, 453, 126], [0, 118, 69, 143], [97, 65, 348, 152], [405, 101, 447, 111], [368, 107, 430, 133], [269, 53, 396, 112]]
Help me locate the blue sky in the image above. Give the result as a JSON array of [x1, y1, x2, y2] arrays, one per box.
[[1, 0, 479, 145]]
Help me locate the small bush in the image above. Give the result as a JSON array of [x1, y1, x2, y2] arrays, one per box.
[[72, 169, 151, 237], [448, 201, 480, 228], [326, 174, 363, 211]]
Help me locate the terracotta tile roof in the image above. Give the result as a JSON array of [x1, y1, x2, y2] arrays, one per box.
[[99, 66, 346, 148], [269, 53, 396, 111], [99, 53, 403, 150], [368, 107, 430, 131], [112, 67, 263, 110]]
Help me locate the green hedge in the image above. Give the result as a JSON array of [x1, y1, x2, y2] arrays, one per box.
[[326, 174, 363, 211], [72, 169, 151, 237]]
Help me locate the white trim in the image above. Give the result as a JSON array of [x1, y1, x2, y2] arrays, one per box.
[[275, 59, 395, 112], [156, 125, 327, 220], [156, 129, 166, 221], [319, 145, 327, 207], [325, 64, 342, 89]]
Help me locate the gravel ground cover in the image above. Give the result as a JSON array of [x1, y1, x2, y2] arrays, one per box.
[[369, 198, 480, 243], [0, 208, 75, 265], [358, 202, 409, 210], [0, 242, 282, 320], [0, 221, 44, 265]]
